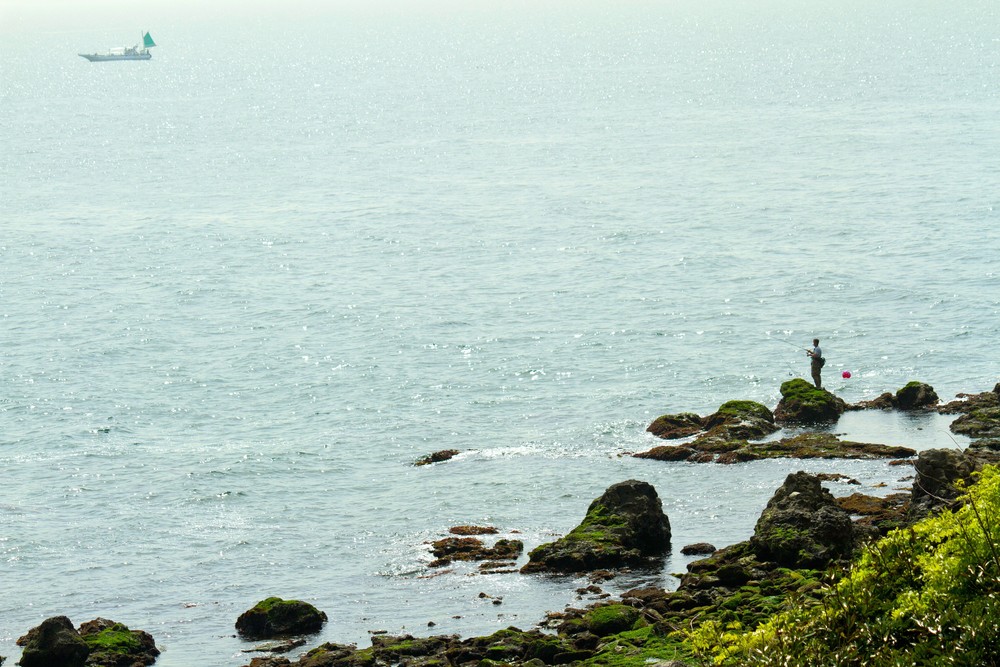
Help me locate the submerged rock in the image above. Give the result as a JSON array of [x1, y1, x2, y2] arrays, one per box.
[[773, 379, 847, 423], [414, 449, 460, 466], [235, 598, 327, 640], [633, 431, 913, 464], [521, 480, 671, 574], [633, 445, 697, 462], [428, 536, 523, 567], [680, 542, 716, 555], [448, 525, 499, 535], [750, 471, 855, 567], [16, 616, 89, 667]]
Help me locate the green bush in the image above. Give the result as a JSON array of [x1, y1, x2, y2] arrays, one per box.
[[689, 465, 1000, 666]]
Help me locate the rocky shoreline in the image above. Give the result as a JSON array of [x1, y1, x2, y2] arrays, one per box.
[[10, 379, 1000, 667]]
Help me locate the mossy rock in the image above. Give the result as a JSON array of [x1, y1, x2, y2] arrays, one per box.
[[703, 400, 778, 440], [632, 445, 695, 462], [638, 431, 912, 464], [299, 642, 369, 666], [748, 433, 915, 460], [78, 619, 159, 666], [521, 480, 671, 573], [895, 381, 939, 410], [235, 597, 328, 639], [429, 537, 523, 567], [939, 386, 1000, 414], [370, 634, 453, 657], [16, 616, 89, 667], [584, 604, 641, 636], [773, 379, 847, 423], [951, 407, 1000, 439], [646, 412, 704, 439], [750, 472, 855, 567], [713, 400, 774, 422]]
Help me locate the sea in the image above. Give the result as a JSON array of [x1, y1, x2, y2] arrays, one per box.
[[1, 1, 998, 664]]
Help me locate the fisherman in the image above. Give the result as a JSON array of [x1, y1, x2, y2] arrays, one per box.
[[806, 338, 824, 389]]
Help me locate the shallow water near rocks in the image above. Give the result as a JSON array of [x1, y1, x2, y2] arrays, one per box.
[[2, 1, 998, 664]]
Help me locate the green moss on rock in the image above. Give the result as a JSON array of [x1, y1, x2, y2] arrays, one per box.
[[895, 381, 939, 410], [646, 412, 704, 439], [521, 480, 671, 573], [585, 604, 641, 636], [774, 379, 847, 423], [81, 624, 141, 654], [715, 400, 773, 422], [235, 597, 328, 639]]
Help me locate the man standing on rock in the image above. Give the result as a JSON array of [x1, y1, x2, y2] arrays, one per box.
[[807, 338, 824, 389]]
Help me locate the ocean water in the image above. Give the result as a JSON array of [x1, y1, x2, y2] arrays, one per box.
[[2, 2, 999, 664]]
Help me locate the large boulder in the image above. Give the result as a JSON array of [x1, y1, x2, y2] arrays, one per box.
[[909, 448, 983, 519], [773, 379, 847, 423], [77, 618, 159, 667], [16, 616, 90, 667], [235, 598, 328, 640], [521, 480, 671, 574], [750, 471, 854, 567], [895, 381, 939, 410]]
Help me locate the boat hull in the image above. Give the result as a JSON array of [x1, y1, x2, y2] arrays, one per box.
[[79, 52, 152, 61]]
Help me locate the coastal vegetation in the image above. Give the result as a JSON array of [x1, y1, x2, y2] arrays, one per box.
[[688, 465, 1000, 666]]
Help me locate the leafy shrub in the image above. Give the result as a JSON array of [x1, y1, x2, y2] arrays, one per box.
[[690, 465, 1000, 666]]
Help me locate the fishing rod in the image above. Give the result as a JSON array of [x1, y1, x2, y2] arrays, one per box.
[[769, 337, 809, 352]]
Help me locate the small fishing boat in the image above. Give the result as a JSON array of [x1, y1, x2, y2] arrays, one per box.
[[80, 32, 156, 62]]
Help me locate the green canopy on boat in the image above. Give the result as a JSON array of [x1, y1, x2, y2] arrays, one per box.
[[143, 32, 156, 48]]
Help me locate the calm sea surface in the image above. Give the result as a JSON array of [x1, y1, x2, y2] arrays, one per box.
[[2, 2, 998, 664]]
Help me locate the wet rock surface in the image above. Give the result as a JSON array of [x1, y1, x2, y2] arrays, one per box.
[[521, 480, 671, 574], [773, 379, 848, 423], [236, 598, 328, 640], [16, 617, 159, 667], [16, 616, 89, 667], [77, 618, 160, 667], [646, 412, 705, 439], [634, 432, 914, 464], [938, 383, 1000, 414], [749, 471, 856, 567], [428, 536, 523, 568], [909, 448, 986, 520], [647, 401, 777, 443], [894, 381, 940, 410], [414, 449, 460, 466]]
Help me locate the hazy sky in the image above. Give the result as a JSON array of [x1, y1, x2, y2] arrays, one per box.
[[1, 0, 607, 34]]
